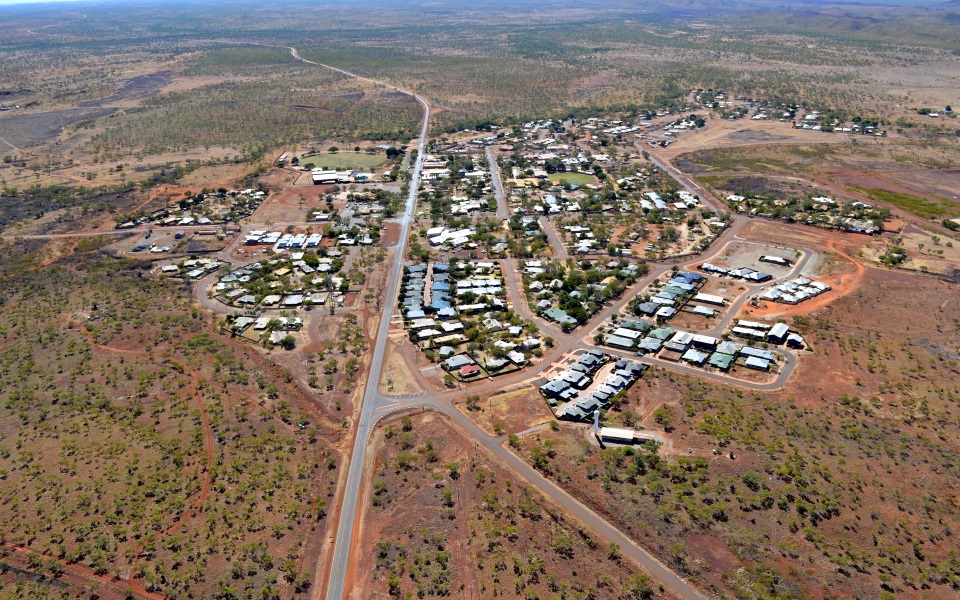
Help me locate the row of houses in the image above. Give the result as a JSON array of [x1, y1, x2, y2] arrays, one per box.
[[729, 320, 805, 348], [245, 230, 324, 248], [700, 263, 773, 283], [759, 277, 831, 305], [633, 271, 705, 320], [164, 258, 223, 279], [602, 317, 801, 372], [231, 315, 303, 334]]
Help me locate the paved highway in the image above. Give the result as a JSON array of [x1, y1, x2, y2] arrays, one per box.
[[285, 47, 434, 600]]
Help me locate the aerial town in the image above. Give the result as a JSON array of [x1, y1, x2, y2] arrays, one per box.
[[1, 3, 959, 600]]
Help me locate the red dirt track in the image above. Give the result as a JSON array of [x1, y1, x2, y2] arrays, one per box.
[[70, 318, 215, 597]]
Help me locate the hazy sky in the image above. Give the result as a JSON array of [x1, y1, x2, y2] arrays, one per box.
[[0, 0, 85, 6]]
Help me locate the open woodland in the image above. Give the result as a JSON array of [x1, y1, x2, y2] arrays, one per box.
[[0, 251, 343, 598]]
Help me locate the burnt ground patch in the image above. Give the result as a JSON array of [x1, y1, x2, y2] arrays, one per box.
[[0, 72, 173, 149], [78, 71, 173, 107], [0, 107, 113, 148], [0, 185, 138, 232]]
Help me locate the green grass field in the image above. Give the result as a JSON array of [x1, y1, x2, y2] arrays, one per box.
[[302, 153, 388, 171], [548, 172, 597, 186], [855, 187, 959, 219]]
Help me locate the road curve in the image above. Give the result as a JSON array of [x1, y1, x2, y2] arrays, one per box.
[[287, 46, 433, 600], [370, 398, 709, 600]]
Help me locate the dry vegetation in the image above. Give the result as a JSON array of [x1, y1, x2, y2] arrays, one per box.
[[358, 412, 672, 600], [0, 253, 341, 599]]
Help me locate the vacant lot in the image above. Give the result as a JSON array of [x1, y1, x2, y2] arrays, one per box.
[[455, 385, 556, 436]]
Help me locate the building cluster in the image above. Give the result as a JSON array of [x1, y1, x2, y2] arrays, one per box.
[[311, 168, 376, 185], [162, 257, 223, 279], [526, 259, 642, 330], [632, 270, 708, 321], [401, 260, 540, 379], [229, 315, 304, 347], [725, 194, 889, 235], [117, 189, 265, 230], [758, 277, 832, 305], [426, 226, 478, 249], [606, 321, 790, 372], [245, 230, 324, 248], [207, 255, 344, 309], [539, 350, 646, 420]]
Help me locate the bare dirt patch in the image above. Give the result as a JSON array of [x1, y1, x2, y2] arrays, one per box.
[[455, 385, 555, 436], [378, 340, 425, 397]]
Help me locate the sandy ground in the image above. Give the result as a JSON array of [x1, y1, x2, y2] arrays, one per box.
[[454, 385, 556, 437], [378, 341, 425, 397]]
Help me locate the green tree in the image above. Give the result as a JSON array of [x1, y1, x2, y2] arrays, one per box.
[[652, 407, 674, 431], [552, 536, 574, 557]]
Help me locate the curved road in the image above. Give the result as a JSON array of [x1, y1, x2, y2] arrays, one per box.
[[288, 47, 711, 600]]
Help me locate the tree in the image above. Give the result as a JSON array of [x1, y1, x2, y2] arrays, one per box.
[[328, 146, 339, 154], [626, 573, 653, 599], [608, 543, 621, 562], [279, 335, 296, 350], [465, 395, 480, 411], [552, 536, 574, 557], [652, 407, 674, 431], [507, 433, 520, 449]]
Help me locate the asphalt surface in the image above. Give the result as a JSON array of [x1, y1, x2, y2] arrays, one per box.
[[485, 146, 510, 219], [284, 48, 434, 600], [539, 216, 569, 258]]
